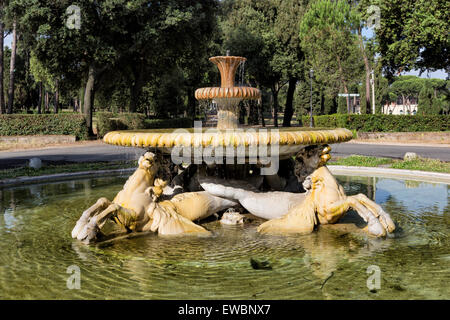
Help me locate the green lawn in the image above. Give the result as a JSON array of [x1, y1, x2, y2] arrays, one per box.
[[328, 155, 394, 167], [329, 155, 450, 174]]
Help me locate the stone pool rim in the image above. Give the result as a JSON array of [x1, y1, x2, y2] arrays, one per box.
[[329, 165, 450, 184], [1, 166, 449, 188]]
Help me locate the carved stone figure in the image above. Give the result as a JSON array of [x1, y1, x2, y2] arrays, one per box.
[[72, 148, 395, 243], [71, 152, 236, 243]]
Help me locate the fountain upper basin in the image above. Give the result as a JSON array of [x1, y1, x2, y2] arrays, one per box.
[[195, 86, 261, 100]]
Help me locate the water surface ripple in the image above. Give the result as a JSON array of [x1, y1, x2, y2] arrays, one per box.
[[0, 174, 448, 299]]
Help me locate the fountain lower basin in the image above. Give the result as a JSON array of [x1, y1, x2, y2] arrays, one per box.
[[103, 127, 353, 159], [1, 174, 447, 299]]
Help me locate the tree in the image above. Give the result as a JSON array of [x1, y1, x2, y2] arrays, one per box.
[[0, 0, 4, 114], [222, 0, 288, 127], [431, 96, 442, 115], [29, 50, 62, 113], [294, 73, 322, 117], [389, 76, 423, 114], [271, 0, 308, 126], [417, 78, 448, 115], [300, 0, 363, 113], [418, 81, 433, 115], [7, 19, 16, 114], [351, 0, 377, 114], [13, 0, 219, 133], [323, 94, 336, 115], [337, 96, 347, 114], [375, 0, 450, 77]]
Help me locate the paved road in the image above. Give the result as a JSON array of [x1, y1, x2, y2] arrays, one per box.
[[0, 142, 449, 169], [0, 144, 144, 169]]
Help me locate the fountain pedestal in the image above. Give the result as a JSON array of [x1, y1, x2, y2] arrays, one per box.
[[195, 56, 261, 130]]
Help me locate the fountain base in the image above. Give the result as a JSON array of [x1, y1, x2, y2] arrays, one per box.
[[72, 144, 395, 243]]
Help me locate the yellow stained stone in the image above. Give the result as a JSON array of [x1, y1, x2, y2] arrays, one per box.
[[103, 128, 353, 149]]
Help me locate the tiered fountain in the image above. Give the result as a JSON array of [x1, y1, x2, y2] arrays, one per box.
[[195, 55, 260, 129], [104, 55, 353, 159], [73, 54, 394, 243]]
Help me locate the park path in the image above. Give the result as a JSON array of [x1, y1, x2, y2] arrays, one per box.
[[0, 140, 449, 169]]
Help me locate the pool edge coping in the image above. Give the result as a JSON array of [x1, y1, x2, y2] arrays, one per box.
[[0, 168, 135, 188], [329, 165, 450, 184], [1, 165, 449, 188]]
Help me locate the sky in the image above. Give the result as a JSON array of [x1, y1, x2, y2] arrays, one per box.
[[3, 28, 447, 80]]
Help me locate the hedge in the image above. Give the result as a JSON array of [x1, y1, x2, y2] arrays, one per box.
[[96, 112, 192, 138], [0, 114, 89, 140], [144, 118, 193, 129], [96, 112, 144, 138], [301, 114, 449, 132]]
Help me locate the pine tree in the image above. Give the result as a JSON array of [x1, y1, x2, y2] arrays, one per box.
[[418, 81, 433, 115]]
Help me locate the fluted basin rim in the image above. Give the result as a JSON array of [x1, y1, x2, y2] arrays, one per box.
[[103, 128, 353, 148], [195, 86, 261, 100], [209, 55, 247, 62]]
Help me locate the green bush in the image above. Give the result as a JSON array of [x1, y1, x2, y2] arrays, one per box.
[[120, 113, 147, 130], [96, 112, 192, 138], [97, 112, 119, 138], [0, 114, 89, 140], [97, 112, 145, 137], [144, 118, 192, 129], [301, 114, 449, 132]]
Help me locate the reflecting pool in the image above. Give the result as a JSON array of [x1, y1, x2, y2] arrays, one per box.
[[0, 174, 448, 299]]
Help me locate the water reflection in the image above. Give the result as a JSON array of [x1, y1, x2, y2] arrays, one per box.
[[0, 174, 448, 299]]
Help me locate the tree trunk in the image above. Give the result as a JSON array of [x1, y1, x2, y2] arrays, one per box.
[[53, 79, 59, 113], [187, 87, 196, 120], [129, 62, 144, 113], [37, 82, 42, 114], [320, 92, 325, 115], [44, 91, 49, 113], [343, 85, 350, 113], [7, 20, 17, 114], [283, 77, 296, 127], [79, 86, 84, 114], [248, 100, 259, 125], [271, 85, 279, 127], [358, 27, 372, 114], [239, 101, 246, 124], [336, 55, 350, 113], [0, 9, 4, 114], [83, 63, 96, 136], [259, 99, 265, 127]]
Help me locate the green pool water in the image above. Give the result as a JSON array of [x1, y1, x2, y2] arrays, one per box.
[[0, 174, 448, 299]]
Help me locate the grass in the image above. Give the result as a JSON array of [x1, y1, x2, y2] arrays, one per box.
[[0, 160, 137, 180], [390, 158, 450, 173], [329, 155, 394, 167], [329, 155, 450, 174]]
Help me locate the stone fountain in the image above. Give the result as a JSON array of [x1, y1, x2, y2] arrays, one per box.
[[195, 56, 260, 129], [72, 55, 395, 243]]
